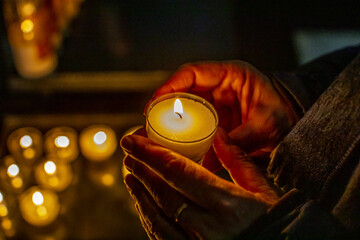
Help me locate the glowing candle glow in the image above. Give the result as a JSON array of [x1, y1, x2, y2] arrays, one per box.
[[35, 158, 73, 192], [146, 93, 218, 163], [7, 127, 43, 163], [19, 135, 33, 148], [45, 127, 78, 162], [19, 187, 60, 227], [80, 125, 117, 162], [55, 136, 70, 148]]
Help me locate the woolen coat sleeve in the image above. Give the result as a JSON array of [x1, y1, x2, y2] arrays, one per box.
[[240, 50, 360, 239]]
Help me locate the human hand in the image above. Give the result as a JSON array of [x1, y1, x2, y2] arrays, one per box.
[[146, 61, 299, 171], [120, 128, 279, 240]]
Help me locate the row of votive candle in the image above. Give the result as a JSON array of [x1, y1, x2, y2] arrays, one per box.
[[6, 124, 118, 164], [1, 124, 118, 228]]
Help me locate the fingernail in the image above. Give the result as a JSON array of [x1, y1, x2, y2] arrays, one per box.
[[121, 136, 134, 153], [124, 155, 135, 172]]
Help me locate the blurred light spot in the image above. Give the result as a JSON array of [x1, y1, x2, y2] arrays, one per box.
[[20, 19, 34, 34], [94, 131, 107, 145], [1, 218, 12, 230], [7, 164, 19, 177], [55, 136, 70, 148], [20, 135, 32, 148], [0, 205, 8, 217], [23, 32, 34, 41], [21, 3, 35, 16], [0, 192, 3, 203], [23, 148, 35, 159], [11, 177, 23, 189], [32, 191, 44, 205], [36, 206, 47, 217], [101, 173, 114, 186], [44, 161, 56, 174]]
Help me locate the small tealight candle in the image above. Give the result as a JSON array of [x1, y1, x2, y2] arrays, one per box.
[[19, 187, 60, 227], [146, 93, 218, 163], [7, 127, 43, 164], [79, 125, 117, 162], [35, 158, 73, 192], [0, 156, 26, 193], [44, 127, 79, 162]]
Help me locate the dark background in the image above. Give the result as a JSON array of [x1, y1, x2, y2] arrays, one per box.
[[1, 0, 360, 75]]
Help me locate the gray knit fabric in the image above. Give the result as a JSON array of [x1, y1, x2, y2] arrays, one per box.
[[268, 54, 360, 197]]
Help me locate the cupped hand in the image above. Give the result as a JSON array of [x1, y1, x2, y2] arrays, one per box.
[[145, 61, 299, 171], [120, 128, 279, 240]]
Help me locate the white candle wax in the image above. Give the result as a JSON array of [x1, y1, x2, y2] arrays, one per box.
[[146, 93, 218, 163]]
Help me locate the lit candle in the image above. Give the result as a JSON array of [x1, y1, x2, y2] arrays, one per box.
[[79, 125, 117, 162], [0, 156, 26, 192], [35, 158, 73, 192], [146, 92, 218, 163], [44, 127, 79, 162], [7, 127, 43, 164], [19, 187, 60, 227]]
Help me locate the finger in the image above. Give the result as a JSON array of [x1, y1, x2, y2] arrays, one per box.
[[121, 135, 237, 208], [144, 63, 229, 113], [125, 158, 211, 238], [201, 147, 224, 173], [124, 174, 188, 240], [213, 128, 279, 204], [124, 155, 188, 220], [135, 204, 157, 240]]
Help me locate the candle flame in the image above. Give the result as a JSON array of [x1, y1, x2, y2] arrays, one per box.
[[20, 135, 33, 148], [174, 99, 183, 115], [44, 161, 56, 174], [32, 191, 44, 206], [55, 136, 70, 148], [7, 164, 19, 177], [93, 131, 107, 145]]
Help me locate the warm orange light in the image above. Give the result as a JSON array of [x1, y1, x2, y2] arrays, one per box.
[[20, 135, 33, 148], [32, 191, 44, 206], [93, 131, 107, 145], [174, 99, 183, 115], [55, 136, 70, 148], [44, 161, 56, 175], [21, 3, 36, 16], [0, 205, 8, 217], [20, 19, 34, 33], [7, 164, 19, 177], [101, 173, 114, 186]]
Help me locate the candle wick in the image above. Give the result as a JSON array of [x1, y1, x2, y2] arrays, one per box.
[[175, 112, 183, 119]]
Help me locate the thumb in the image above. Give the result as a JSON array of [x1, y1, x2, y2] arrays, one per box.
[[213, 128, 279, 203]]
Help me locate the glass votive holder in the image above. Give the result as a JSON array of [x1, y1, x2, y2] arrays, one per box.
[[79, 124, 117, 162], [44, 127, 79, 163], [35, 157, 73, 192], [19, 186, 60, 227], [146, 92, 218, 163], [7, 127, 43, 164], [0, 156, 28, 193]]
